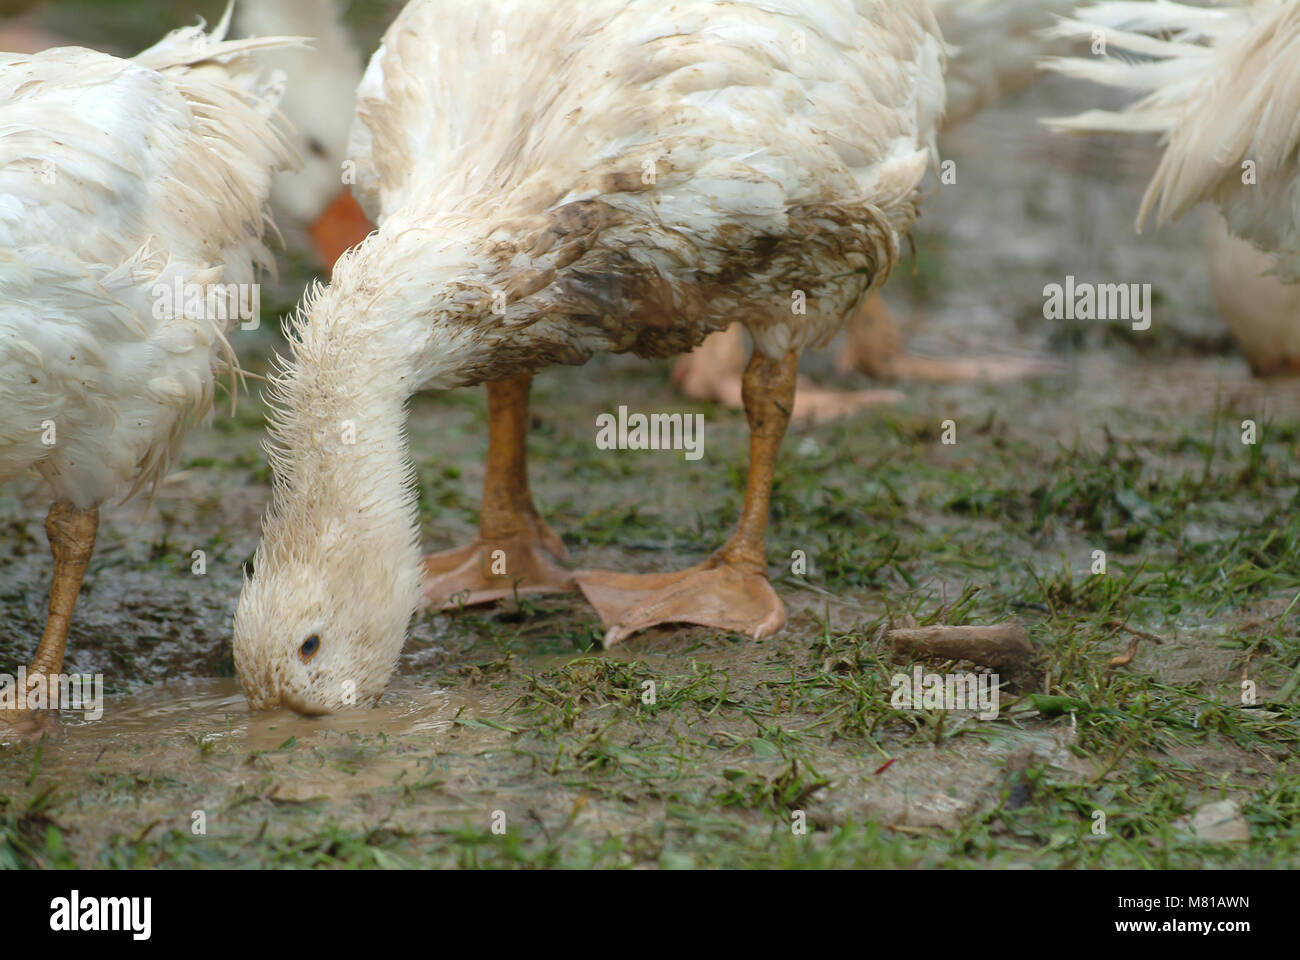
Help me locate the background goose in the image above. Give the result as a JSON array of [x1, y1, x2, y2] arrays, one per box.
[[232, 0, 946, 714], [235, 0, 370, 273], [1042, 0, 1300, 373], [0, 6, 293, 730]]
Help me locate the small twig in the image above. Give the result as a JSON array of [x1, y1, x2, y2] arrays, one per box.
[[131, 819, 163, 844], [1107, 636, 1141, 668], [1103, 620, 1162, 668]]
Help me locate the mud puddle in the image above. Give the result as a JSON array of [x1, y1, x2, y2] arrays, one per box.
[[53, 677, 467, 748]]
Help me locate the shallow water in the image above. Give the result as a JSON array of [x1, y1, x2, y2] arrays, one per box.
[[43, 677, 474, 755]]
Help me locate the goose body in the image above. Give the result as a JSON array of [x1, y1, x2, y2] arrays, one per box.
[[1, 15, 292, 506], [339, 0, 944, 374], [0, 9, 293, 725], [234, 0, 945, 713]]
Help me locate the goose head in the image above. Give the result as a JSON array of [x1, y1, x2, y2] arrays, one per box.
[[233, 537, 419, 714], [231, 303, 425, 714]]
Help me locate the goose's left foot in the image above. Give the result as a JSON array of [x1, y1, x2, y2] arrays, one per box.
[[422, 524, 574, 609], [576, 559, 784, 648], [423, 371, 576, 610]]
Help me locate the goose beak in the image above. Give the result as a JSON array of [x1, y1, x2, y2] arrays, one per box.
[[308, 188, 374, 273], [281, 691, 327, 717]]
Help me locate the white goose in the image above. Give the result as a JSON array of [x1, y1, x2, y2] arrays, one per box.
[[0, 7, 294, 726], [235, 0, 370, 271], [232, 0, 945, 714], [1042, 1, 1300, 371]]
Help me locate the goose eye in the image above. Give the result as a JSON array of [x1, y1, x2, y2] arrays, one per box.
[[299, 635, 321, 663]]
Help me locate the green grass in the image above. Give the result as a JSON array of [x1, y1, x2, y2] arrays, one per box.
[[5, 364, 1300, 869]]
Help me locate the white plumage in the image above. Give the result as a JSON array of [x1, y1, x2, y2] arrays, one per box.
[[1042, 0, 1300, 281], [0, 6, 295, 724], [234, 0, 946, 713], [0, 9, 294, 507]]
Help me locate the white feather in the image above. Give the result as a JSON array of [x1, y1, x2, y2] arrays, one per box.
[[0, 9, 297, 508], [1042, 1, 1300, 278]]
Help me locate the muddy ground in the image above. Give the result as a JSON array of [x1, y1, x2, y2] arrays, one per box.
[[1, 2, 1298, 868]]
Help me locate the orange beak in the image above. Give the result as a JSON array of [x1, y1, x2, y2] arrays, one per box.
[[308, 188, 374, 273]]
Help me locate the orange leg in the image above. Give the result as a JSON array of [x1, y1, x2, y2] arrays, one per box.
[[421, 373, 575, 609], [837, 294, 1059, 383], [576, 348, 795, 647], [1, 501, 97, 742], [673, 315, 902, 421]]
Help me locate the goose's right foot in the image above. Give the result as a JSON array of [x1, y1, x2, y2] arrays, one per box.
[[580, 346, 799, 646], [576, 558, 785, 648]]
